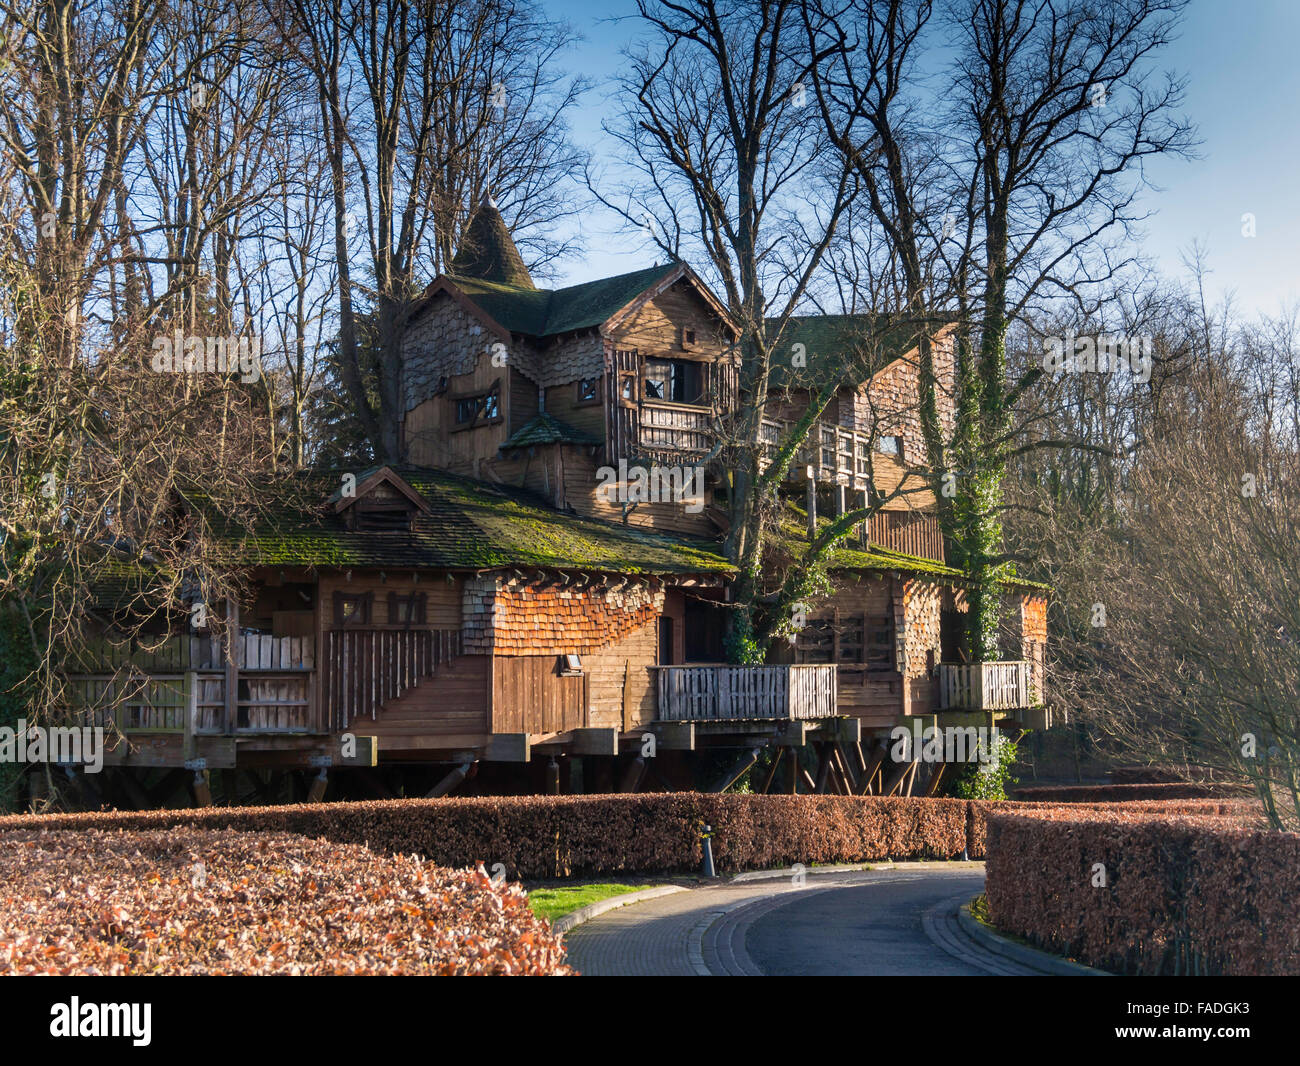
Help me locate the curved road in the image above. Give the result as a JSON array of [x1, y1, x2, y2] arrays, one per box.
[[564, 866, 1041, 976]]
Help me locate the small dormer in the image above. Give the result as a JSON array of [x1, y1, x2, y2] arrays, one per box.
[[331, 467, 431, 533]]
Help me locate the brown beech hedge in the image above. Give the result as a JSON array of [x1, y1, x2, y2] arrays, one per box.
[[985, 809, 1300, 976], [1009, 782, 1247, 802], [0, 794, 1254, 879], [0, 828, 570, 975]]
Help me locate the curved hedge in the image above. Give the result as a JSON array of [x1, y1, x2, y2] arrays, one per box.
[[1009, 782, 1248, 802], [985, 809, 1300, 976]]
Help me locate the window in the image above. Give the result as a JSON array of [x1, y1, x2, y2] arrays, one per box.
[[795, 610, 895, 671], [681, 327, 697, 349], [576, 377, 600, 405], [620, 372, 637, 402], [876, 435, 902, 457], [643, 358, 704, 404], [353, 504, 413, 533], [333, 591, 372, 627], [559, 653, 583, 676], [388, 591, 427, 626], [453, 389, 500, 426]]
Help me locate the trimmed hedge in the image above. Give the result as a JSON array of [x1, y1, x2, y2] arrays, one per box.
[[0, 793, 1255, 879], [0, 827, 569, 975], [985, 809, 1300, 976], [1009, 782, 1248, 802]]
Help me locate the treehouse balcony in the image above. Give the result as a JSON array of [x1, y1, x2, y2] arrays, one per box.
[[63, 627, 462, 739], [637, 400, 717, 457], [650, 663, 838, 722], [935, 661, 1040, 712]]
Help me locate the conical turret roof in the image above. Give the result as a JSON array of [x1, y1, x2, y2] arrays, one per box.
[[449, 201, 536, 290]]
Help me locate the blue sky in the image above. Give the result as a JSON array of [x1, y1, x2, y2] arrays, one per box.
[[546, 0, 1300, 320]]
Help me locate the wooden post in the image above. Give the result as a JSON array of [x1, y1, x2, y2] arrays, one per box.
[[224, 598, 239, 735], [805, 466, 817, 540], [183, 669, 197, 764]]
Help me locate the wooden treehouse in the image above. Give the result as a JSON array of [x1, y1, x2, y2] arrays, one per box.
[[51, 204, 1048, 808]]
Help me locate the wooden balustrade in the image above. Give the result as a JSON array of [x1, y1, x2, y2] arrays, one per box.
[[637, 401, 714, 454], [324, 628, 461, 730], [936, 661, 1031, 711], [651, 664, 837, 721]]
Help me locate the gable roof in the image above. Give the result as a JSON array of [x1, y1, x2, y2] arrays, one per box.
[[436, 261, 685, 339], [326, 466, 432, 513], [450, 203, 536, 289], [193, 465, 732, 575], [767, 315, 930, 391]]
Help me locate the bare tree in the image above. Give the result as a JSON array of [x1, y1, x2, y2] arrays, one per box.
[[276, 0, 585, 462]]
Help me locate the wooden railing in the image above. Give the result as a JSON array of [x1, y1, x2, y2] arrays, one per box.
[[64, 669, 315, 734], [324, 628, 461, 730], [651, 664, 837, 721], [936, 661, 1031, 711], [867, 511, 945, 561], [637, 401, 714, 454], [66, 633, 319, 734]]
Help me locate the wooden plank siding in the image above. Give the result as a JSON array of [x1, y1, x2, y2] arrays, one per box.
[[491, 656, 586, 734]]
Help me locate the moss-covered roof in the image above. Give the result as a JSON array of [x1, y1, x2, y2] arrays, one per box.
[[773, 502, 1049, 590], [450, 203, 536, 289], [500, 413, 602, 449], [196, 465, 732, 575], [766, 315, 929, 391], [448, 262, 680, 339]]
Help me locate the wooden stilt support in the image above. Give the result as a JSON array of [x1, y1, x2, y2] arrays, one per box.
[[923, 761, 949, 797], [814, 743, 831, 794], [618, 755, 647, 793], [192, 770, 213, 808], [426, 761, 474, 799], [859, 741, 889, 795], [759, 748, 782, 794], [710, 747, 760, 794], [306, 768, 328, 803], [544, 757, 561, 795]]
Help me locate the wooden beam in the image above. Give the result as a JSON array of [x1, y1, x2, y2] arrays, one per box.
[[572, 727, 619, 756], [759, 748, 782, 794], [858, 741, 889, 796], [774, 720, 808, 747], [814, 743, 831, 794], [650, 721, 696, 751], [483, 733, 530, 763], [224, 598, 239, 736]]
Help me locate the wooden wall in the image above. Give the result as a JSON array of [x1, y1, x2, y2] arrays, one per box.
[[404, 354, 512, 476], [582, 619, 660, 731], [544, 375, 606, 440], [610, 278, 730, 360], [491, 656, 585, 734]]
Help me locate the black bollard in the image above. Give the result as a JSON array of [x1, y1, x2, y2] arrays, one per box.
[[700, 824, 716, 878]]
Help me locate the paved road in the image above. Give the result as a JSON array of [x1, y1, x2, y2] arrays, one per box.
[[564, 866, 1041, 976]]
